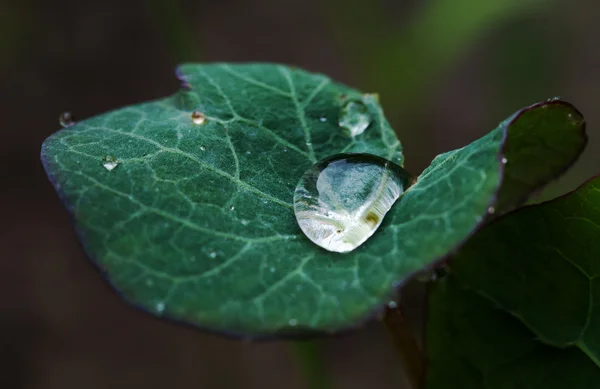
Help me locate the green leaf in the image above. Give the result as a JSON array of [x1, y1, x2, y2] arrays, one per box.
[[41, 64, 585, 337], [425, 177, 600, 388]]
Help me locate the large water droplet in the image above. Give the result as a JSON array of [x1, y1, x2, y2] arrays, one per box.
[[102, 155, 119, 171], [59, 112, 75, 128], [339, 101, 371, 137], [294, 153, 413, 253]]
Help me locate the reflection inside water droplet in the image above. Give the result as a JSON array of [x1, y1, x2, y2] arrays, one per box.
[[339, 101, 371, 137], [294, 153, 413, 253], [102, 155, 119, 171], [59, 112, 75, 128]]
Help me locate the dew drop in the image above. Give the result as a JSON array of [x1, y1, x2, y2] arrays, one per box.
[[229, 205, 235, 211], [59, 112, 75, 128], [101, 155, 119, 171], [155, 302, 165, 313], [488, 206, 496, 215], [294, 153, 413, 253], [501, 157, 508, 164], [241, 219, 249, 226], [209, 251, 217, 259], [269, 267, 276, 273], [363, 92, 380, 103], [191, 110, 206, 125], [200, 145, 206, 151], [339, 101, 372, 137], [319, 116, 327, 122], [289, 318, 298, 326], [387, 300, 398, 309]]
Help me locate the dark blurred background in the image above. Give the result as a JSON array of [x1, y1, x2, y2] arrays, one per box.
[[1, 0, 598, 388]]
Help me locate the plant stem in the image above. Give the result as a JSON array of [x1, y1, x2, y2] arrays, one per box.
[[383, 303, 425, 389], [146, 0, 200, 61], [293, 341, 332, 389]]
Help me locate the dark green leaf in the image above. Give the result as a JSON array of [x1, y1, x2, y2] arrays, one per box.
[[41, 64, 585, 337], [496, 99, 586, 210], [425, 177, 600, 388]]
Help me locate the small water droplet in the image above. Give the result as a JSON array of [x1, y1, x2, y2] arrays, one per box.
[[269, 267, 275, 273], [59, 112, 75, 127], [488, 206, 496, 215], [319, 116, 327, 122], [241, 219, 249, 226], [501, 157, 508, 164], [294, 153, 413, 253], [155, 302, 165, 313], [339, 101, 372, 137], [289, 318, 298, 326], [191, 110, 206, 125], [363, 92, 380, 103], [200, 145, 206, 151], [209, 251, 217, 259], [387, 300, 398, 309], [229, 205, 235, 211], [547, 96, 562, 102], [246, 151, 252, 156], [283, 147, 288, 153], [145, 278, 154, 287], [102, 155, 119, 171]]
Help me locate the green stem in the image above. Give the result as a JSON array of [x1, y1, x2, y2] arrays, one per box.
[[293, 341, 332, 389], [383, 303, 425, 389], [146, 0, 200, 61], [321, 0, 547, 155]]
